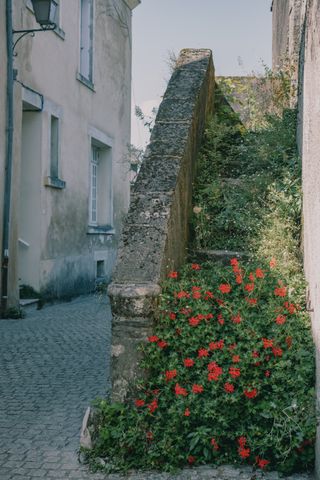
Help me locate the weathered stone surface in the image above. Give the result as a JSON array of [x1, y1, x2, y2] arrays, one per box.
[[133, 156, 182, 193], [108, 48, 215, 401]]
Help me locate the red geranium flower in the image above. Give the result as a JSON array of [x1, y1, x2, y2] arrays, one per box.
[[198, 348, 209, 358], [236, 275, 243, 284], [207, 362, 223, 381], [230, 258, 239, 266], [191, 263, 201, 270], [274, 286, 287, 297], [211, 438, 219, 450], [252, 350, 260, 358], [135, 399, 145, 407], [157, 340, 168, 349], [232, 355, 240, 363], [192, 384, 204, 394], [255, 268, 264, 278], [229, 367, 241, 378], [174, 383, 188, 396], [176, 291, 190, 299], [249, 272, 255, 282], [265, 370, 271, 377], [148, 399, 158, 413], [204, 290, 214, 299], [239, 447, 250, 458], [188, 455, 196, 464], [184, 358, 195, 367], [148, 335, 159, 343], [168, 271, 178, 279], [246, 297, 257, 305], [262, 338, 273, 349], [245, 283, 254, 292], [232, 314, 241, 324], [192, 291, 201, 299], [209, 340, 224, 350], [165, 369, 177, 381], [224, 383, 235, 393], [256, 457, 270, 469], [189, 317, 200, 327], [184, 408, 190, 417], [219, 284, 231, 294], [169, 312, 176, 320], [217, 314, 225, 325], [238, 436, 247, 447], [272, 346, 283, 357], [275, 314, 286, 325], [244, 388, 257, 399], [270, 257, 276, 268]]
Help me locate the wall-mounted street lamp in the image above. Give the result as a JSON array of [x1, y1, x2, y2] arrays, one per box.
[[1, 0, 57, 315], [13, 0, 57, 51]]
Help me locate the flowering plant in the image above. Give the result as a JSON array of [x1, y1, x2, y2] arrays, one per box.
[[89, 259, 315, 474]]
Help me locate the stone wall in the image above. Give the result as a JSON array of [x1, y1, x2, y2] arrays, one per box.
[[273, 1, 320, 478], [108, 49, 215, 402]]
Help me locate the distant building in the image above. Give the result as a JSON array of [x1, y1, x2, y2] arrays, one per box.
[[0, 0, 140, 310]]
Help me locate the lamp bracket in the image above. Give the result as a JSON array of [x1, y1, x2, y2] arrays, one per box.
[[12, 24, 56, 52]]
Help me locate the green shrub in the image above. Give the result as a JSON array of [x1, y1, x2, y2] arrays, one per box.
[[88, 260, 315, 474]]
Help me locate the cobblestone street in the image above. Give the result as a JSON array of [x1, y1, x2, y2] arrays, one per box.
[[0, 295, 314, 480], [0, 295, 111, 480]]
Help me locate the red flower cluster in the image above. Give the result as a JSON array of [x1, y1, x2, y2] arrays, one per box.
[[192, 384, 204, 394], [244, 388, 258, 399], [175, 383, 188, 396], [209, 339, 224, 350], [135, 399, 145, 407], [224, 382, 235, 393], [219, 284, 231, 294], [165, 369, 177, 381], [208, 361, 223, 381], [275, 314, 286, 325], [211, 437, 219, 450], [191, 263, 201, 270], [238, 437, 250, 459], [184, 358, 195, 367], [274, 286, 287, 297], [198, 348, 209, 358], [148, 399, 158, 413], [168, 271, 178, 279], [229, 367, 241, 378]]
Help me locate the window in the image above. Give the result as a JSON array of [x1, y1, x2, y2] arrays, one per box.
[[50, 115, 59, 178], [89, 141, 113, 229], [80, 0, 93, 82]]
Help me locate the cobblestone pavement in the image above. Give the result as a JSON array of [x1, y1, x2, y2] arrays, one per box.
[[0, 295, 314, 480]]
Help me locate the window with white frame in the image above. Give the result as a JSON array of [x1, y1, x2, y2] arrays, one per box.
[[50, 115, 60, 178], [80, 0, 94, 82], [89, 141, 113, 228]]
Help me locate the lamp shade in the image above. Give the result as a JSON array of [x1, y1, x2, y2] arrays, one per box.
[[31, 0, 58, 26]]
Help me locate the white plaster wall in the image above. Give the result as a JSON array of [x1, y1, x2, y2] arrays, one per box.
[[0, 2, 6, 298], [300, 1, 320, 477], [10, 0, 134, 297]]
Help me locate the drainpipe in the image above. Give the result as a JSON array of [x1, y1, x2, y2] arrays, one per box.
[[1, 0, 14, 314]]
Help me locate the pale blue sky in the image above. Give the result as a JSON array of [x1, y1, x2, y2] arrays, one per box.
[[131, 0, 272, 147]]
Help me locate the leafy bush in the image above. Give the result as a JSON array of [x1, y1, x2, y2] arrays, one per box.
[[88, 260, 315, 474]]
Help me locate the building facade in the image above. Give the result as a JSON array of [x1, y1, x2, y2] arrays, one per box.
[[272, 0, 320, 476], [1, 0, 140, 309]]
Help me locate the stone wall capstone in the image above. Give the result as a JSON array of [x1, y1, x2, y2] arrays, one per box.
[[108, 49, 215, 402]]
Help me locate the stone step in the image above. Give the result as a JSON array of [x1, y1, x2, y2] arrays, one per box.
[[19, 298, 39, 307], [190, 249, 247, 264]]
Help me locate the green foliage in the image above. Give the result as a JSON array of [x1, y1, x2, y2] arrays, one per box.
[[87, 261, 315, 474]]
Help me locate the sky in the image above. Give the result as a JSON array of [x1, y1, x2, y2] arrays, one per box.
[[131, 0, 272, 148]]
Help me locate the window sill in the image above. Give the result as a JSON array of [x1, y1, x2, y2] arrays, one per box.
[[44, 176, 66, 189], [87, 225, 115, 235], [76, 73, 95, 92]]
